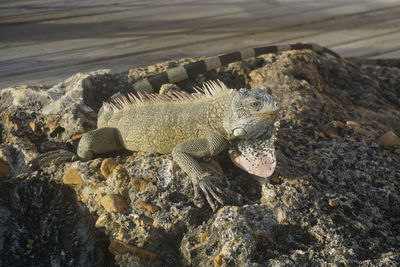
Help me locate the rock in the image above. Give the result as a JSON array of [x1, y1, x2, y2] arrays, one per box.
[[95, 214, 108, 228], [213, 255, 224, 267], [130, 177, 149, 191], [377, 131, 400, 146], [136, 200, 159, 214], [345, 120, 360, 128], [0, 159, 11, 178], [100, 158, 119, 177], [108, 240, 157, 261], [328, 198, 339, 207], [63, 169, 83, 184], [100, 194, 129, 213], [199, 231, 210, 243], [28, 121, 37, 132], [1, 48, 400, 267]]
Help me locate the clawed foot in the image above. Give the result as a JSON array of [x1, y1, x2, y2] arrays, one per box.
[[192, 174, 236, 211], [29, 149, 77, 169]]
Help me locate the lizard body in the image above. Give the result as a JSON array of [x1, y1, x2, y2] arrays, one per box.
[[77, 81, 280, 209]]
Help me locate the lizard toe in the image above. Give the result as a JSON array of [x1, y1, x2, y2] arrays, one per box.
[[197, 175, 228, 211]]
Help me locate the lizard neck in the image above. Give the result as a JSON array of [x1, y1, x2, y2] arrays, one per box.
[[197, 91, 231, 138]]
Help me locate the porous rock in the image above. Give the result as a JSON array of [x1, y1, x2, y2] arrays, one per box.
[[62, 168, 83, 184], [100, 194, 129, 213]]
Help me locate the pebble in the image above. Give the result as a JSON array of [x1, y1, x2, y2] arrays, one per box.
[[71, 133, 84, 140], [345, 120, 360, 128], [137, 200, 159, 214], [0, 159, 11, 178], [100, 194, 129, 213], [100, 158, 119, 177], [199, 232, 210, 243], [377, 131, 400, 146], [28, 121, 37, 132], [328, 198, 339, 207], [62, 169, 83, 184], [131, 178, 149, 191], [108, 239, 157, 261], [95, 214, 108, 228], [213, 255, 224, 267]]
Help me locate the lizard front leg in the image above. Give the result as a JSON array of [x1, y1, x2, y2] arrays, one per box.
[[171, 131, 230, 210]]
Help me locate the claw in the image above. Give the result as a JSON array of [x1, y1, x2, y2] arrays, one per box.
[[29, 149, 76, 169], [195, 174, 231, 211]]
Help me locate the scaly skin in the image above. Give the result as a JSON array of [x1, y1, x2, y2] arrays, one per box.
[[77, 81, 280, 210]]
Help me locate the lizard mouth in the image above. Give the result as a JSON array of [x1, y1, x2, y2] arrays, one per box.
[[255, 110, 279, 119]]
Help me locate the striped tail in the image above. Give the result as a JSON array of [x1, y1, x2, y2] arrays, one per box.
[[132, 43, 341, 93]]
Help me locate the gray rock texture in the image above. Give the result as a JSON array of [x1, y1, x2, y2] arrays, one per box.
[[0, 50, 399, 266]]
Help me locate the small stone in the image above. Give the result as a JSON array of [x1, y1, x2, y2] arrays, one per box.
[[199, 232, 210, 243], [71, 133, 84, 140], [44, 119, 57, 127], [377, 131, 400, 146], [213, 255, 224, 267], [108, 240, 157, 261], [28, 121, 37, 132], [328, 198, 339, 207], [100, 194, 129, 213], [137, 200, 159, 214], [62, 169, 83, 184], [346, 120, 360, 128], [95, 214, 108, 228], [100, 158, 119, 177], [275, 207, 286, 222], [131, 178, 149, 191], [0, 159, 11, 178]]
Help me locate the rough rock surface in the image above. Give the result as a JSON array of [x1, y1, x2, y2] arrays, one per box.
[[0, 50, 399, 266]]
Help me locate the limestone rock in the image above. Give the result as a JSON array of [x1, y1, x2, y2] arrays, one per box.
[[100, 158, 119, 178], [100, 194, 129, 213], [62, 169, 83, 184], [377, 131, 400, 146]]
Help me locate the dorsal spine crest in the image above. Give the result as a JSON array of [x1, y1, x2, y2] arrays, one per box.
[[103, 80, 232, 112]]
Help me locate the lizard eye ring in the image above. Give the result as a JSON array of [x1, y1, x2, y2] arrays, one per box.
[[250, 101, 261, 108]]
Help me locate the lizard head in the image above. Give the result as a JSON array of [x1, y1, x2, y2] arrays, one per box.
[[225, 88, 280, 140]]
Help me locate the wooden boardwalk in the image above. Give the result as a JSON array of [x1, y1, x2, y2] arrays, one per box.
[[1, 0, 400, 88]]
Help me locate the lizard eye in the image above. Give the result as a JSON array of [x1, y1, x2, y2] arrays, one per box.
[[250, 101, 261, 108]]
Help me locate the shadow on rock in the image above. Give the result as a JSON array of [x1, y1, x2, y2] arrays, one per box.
[[0, 175, 115, 267]]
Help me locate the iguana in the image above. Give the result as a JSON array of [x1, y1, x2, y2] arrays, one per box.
[[77, 80, 280, 210], [36, 43, 343, 210]]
